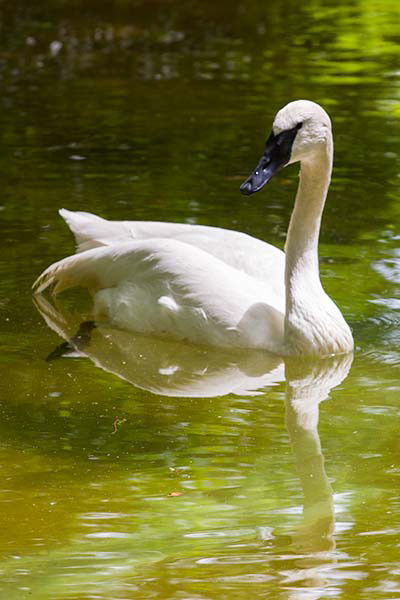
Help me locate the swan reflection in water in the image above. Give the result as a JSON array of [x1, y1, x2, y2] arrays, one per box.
[[35, 294, 352, 568]]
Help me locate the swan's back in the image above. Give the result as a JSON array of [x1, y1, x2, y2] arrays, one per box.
[[60, 209, 285, 290]]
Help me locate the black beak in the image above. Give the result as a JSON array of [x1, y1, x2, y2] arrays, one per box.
[[240, 123, 301, 196]]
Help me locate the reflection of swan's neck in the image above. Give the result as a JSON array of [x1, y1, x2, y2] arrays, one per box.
[[283, 137, 352, 355], [285, 384, 335, 552], [283, 354, 354, 552]]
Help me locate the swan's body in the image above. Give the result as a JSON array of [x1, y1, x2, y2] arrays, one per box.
[[33, 100, 353, 356]]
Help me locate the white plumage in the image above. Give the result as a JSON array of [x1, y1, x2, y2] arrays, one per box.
[[33, 100, 354, 356]]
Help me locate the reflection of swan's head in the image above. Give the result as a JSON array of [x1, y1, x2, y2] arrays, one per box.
[[240, 99, 332, 196]]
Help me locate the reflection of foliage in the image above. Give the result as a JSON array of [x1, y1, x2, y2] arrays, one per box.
[[0, 348, 399, 598], [1, 0, 400, 84]]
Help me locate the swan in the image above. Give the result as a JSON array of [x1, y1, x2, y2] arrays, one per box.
[[33, 99, 353, 356]]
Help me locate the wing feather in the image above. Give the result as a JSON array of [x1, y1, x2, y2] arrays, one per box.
[[58, 209, 285, 287], [33, 236, 286, 350]]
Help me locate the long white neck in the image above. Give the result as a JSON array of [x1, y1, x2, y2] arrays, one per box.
[[283, 136, 353, 355]]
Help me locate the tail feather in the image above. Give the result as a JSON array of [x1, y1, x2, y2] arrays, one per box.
[[32, 250, 102, 295], [59, 208, 134, 253], [32, 241, 151, 297]]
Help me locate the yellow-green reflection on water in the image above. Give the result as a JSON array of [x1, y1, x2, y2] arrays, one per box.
[[0, 0, 399, 598]]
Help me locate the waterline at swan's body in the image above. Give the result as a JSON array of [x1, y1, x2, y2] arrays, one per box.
[[33, 100, 354, 356]]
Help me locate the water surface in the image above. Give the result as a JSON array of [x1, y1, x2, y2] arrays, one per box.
[[0, 1, 399, 598]]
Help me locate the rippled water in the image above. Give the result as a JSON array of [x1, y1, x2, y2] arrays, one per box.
[[0, 1, 399, 598]]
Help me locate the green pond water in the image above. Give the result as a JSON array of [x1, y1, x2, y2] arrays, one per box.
[[0, 1, 400, 598]]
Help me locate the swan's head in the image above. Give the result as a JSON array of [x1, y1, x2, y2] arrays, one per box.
[[240, 100, 332, 196]]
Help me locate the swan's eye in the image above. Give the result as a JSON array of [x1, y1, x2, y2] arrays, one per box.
[[296, 122, 303, 130]]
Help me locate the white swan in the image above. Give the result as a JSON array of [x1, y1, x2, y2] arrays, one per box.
[[33, 100, 353, 356]]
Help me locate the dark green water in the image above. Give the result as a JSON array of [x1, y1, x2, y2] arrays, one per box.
[[0, 1, 399, 598]]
